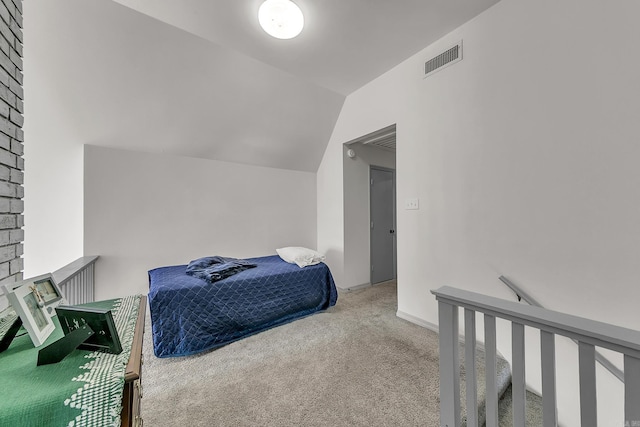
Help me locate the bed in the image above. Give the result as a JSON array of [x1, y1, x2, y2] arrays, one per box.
[[148, 255, 338, 358]]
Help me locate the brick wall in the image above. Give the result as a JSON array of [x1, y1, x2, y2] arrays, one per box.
[[0, 0, 22, 285]]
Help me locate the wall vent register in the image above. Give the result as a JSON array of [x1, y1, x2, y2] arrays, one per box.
[[424, 40, 463, 78]]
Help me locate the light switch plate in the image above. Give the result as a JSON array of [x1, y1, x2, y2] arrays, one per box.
[[405, 198, 419, 210]]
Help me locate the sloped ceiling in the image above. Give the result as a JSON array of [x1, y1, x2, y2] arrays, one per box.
[[26, 0, 500, 172], [110, 0, 501, 96]]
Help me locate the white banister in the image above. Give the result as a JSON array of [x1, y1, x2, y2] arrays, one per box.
[[438, 300, 460, 427], [624, 355, 640, 425], [484, 314, 498, 426], [540, 331, 557, 426], [511, 322, 526, 426], [432, 286, 640, 358], [498, 275, 543, 306], [464, 309, 478, 427], [500, 275, 625, 383], [52, 256, 99, 305], [432, 285, 640, 426], [578, 342, 597, 427]]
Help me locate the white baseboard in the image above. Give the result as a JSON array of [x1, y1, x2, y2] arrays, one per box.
[[341, 282, 371, 292], [396, 310, 439, 333], [397, 310, 491, 352], [340, 280, 397, 293]]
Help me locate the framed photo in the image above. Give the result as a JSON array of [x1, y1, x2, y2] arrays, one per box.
[[31, 274, 65, 308], [0, 305, 22, 352], [2, 284, 55, 347], [7, 274, 66, 315], [55, 305, 122, 354]]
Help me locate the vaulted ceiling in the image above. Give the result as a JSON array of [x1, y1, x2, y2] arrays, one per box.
[[27, 0, 500, 172], [111, 0, 501, 96]]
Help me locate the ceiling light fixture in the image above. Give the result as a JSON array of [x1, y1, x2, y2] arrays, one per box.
[[258, 0, 304, 40]]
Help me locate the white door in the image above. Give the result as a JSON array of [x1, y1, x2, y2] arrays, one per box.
[[370, 167, 396, 284]]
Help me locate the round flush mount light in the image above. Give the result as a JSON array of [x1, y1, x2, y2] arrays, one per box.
[[258, 0, 304, 40]]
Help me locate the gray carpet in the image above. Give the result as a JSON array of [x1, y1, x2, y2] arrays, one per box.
[[140, 281, 516, 426], [496, 385, 544, 427]]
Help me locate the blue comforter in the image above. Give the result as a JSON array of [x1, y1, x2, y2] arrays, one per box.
[[148, 255, 338, 358]]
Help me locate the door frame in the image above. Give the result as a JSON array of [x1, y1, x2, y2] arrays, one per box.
[[369, 165, 397, 284]]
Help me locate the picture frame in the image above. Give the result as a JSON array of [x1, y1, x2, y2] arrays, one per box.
[[6, 274, 66, 316], [55, 305, 122, 354], [31, 274, 65, 308], [0, 305, 22, 352], [2, 284, 55, 347]]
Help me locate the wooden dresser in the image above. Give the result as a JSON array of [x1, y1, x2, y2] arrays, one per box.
[[0, 295, 146, 425], [121, 296, 146, 427]]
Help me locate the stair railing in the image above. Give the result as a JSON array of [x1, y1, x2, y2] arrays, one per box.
[[499, 275, 624, 383], [52, 256, 99, 305], [0, 256, 99, 311], [432, 285, 640, 427]]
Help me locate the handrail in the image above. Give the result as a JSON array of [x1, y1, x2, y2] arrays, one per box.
[[52, 255, 99, 286], [499, 275, 625, 383], [433, 286, 640, 358], [498, 275, 543, 306], [433, 285, 640, 426], [0, 257, 99, 311], [52, 256, 99, 304]]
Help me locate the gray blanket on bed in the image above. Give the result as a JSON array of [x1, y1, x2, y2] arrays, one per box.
[[185, 256, 257, 283]]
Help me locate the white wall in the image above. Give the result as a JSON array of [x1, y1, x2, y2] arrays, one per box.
[[22, 0, 87, 277], [23, 0, 342, 281], [317, 0, 640, 424], [343, 143, 395, 288], [84, 145, 317, 300]]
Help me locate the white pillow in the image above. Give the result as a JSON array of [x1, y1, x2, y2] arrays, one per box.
[[276, 247, 325, 268]]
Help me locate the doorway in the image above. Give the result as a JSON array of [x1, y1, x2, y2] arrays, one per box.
[[370, 166, 396, 284], [342, 124, 396, 289]]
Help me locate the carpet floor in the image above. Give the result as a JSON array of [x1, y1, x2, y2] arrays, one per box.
[[141, 281, 513, 426]]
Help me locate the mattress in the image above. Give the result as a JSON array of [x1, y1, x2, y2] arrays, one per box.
[[148, 255, 338, 358]]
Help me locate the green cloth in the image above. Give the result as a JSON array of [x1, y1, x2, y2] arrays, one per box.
[[0, 295, 142, 427]]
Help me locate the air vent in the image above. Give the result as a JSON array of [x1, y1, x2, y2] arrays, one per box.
[[423, 40, 462, 78]]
